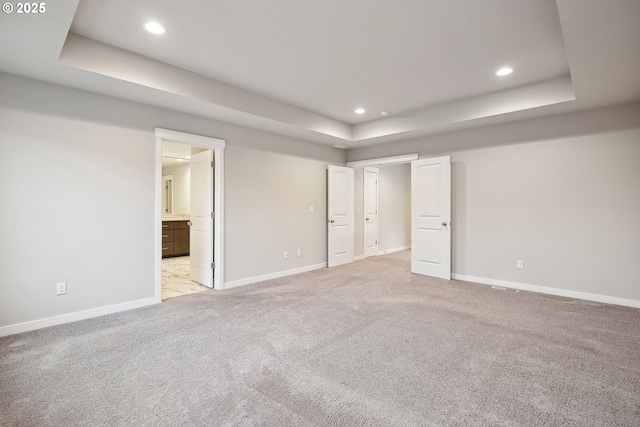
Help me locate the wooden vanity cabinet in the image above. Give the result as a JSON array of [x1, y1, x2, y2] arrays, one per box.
[[173, 221, 190, 255], [162, 220, 190, 258]]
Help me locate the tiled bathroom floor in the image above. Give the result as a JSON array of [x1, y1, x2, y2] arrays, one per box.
[[162, 256, 210, 300]]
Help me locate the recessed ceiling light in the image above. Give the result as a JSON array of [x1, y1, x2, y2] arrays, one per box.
[[496, 67, 513, 76], [354, 108, 366, 114], [380, 110, 390, 116], [144, 22, 167, 35]]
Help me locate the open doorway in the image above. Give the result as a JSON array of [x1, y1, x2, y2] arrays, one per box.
[[154, 128, 225, 304], [160, 142, 210, 300], [349, 155, 417, 261], [348, 153, 452, 280]]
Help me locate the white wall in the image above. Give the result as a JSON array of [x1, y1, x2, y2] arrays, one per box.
[[162, 162, 190, 214], [0, 72, 344, 333], [225, 145, 329, 283], [0, 107, 156, 328], [449, 129, 640, 301], [348, 102, 640, 305]]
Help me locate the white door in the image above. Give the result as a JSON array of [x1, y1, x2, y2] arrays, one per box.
[[363, 167, 379, 258], [411, 156, 451, 279], [190, 150, 214, 288], [328, 165, 354, 267]]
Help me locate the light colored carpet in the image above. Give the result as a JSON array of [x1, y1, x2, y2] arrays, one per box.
[[1, 251, 639, 426]]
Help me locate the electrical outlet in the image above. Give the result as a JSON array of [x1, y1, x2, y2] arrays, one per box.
[[284, 251, 288, 259], [517, 260, 524, 269], [56, 282, 67, 295], [297, 249, 301, 257]]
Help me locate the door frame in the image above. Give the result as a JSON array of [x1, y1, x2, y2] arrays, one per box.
[[155, 128, 225, 303], [347, 154, 418, 259]]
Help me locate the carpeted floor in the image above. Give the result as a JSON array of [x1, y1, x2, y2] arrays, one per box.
[[1, 251, 639, 426]]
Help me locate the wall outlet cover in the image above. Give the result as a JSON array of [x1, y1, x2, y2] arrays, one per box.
[[56, 282, 67, 295]]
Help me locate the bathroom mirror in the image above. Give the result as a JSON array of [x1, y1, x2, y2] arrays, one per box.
[[161, 141, 204, 216], [162, 175, 173, 214]]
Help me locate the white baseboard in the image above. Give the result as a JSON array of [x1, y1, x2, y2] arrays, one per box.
[[378, 245, 411, 256], [8, 269, 634, 337], [452, 274, 640, 309], [0, 297, 157, 338], [224, 262, 327, 289]]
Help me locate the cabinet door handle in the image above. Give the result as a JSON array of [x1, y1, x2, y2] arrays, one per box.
[[162, 235, 168, 238], [162, 247, 168, 250]]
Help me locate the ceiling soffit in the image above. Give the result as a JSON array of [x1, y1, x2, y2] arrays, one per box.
[[59, 32, 574, 145]]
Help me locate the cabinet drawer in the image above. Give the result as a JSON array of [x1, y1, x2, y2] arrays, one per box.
[[162, 242, 174, 257], [174, 220, 190, 229], [162, 230, 174, 243], [161, 221, 174, 230]]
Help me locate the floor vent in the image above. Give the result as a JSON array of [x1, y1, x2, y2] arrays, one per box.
[[491, 286, 520, 293]]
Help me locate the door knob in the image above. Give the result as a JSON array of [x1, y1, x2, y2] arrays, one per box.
[[442, 222, 447, 226], [330, 219, 335, 223], [366, 218, 370, 221]]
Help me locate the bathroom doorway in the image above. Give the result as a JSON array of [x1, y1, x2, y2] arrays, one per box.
[[154, 128, 225, 303], [160, 141, 209, 300]]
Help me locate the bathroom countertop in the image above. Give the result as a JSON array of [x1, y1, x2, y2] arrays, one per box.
[[162, 216, 190, 222]]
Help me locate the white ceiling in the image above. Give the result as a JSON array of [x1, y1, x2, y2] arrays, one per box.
[[162, 141, 191, 167], [1, 0, 639, 149]]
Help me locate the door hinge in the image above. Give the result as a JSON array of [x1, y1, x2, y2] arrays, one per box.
[[211, 262, 215, 269], [375, 240, 378, 245], [211, 161, 215, 168], [211, 211, 215, 219]]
